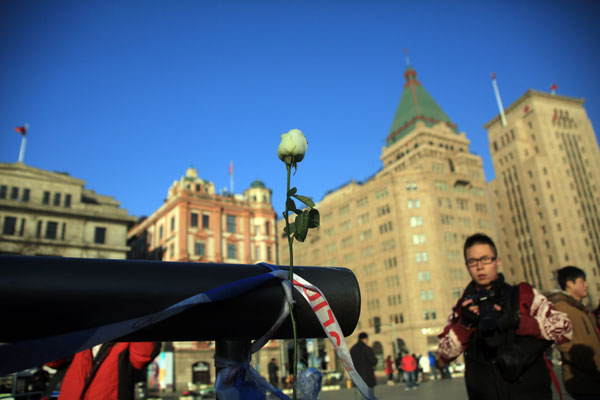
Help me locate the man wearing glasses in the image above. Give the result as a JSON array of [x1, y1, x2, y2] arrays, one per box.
[[437, 233, 573, 400]]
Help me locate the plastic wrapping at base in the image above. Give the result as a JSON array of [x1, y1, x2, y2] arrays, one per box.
[[214, 366, 266, 400], [297, 367, 322, 400]]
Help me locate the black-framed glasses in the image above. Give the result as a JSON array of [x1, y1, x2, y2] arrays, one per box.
[[466, 255, 497, 267]]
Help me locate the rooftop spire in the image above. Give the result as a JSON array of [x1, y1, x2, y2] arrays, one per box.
[[386, 65, 458, 147]]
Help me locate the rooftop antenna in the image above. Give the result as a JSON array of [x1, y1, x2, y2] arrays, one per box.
[[491, 72, 507, 127], [403, 48, 410, 67]]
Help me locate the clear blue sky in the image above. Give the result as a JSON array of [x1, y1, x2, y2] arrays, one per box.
[[1, 0, 599, 219]]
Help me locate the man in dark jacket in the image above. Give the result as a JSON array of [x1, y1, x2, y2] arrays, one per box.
[[438, 233, 572, 400], [350, 332, 377, 399], [268, 358, 279, 388]]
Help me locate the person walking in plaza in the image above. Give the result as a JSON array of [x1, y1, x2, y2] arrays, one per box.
[[418, 354, 430, 382], [349, 332, 377, 399], [438, 233, 573, 400], [46, 342, 160, 400], [400, 352, 417, 390], [384, 355, 394, 384], [428, 351, 438, 380], [268, 358, 280, 389], [394, 352, 403, 383], [548, 266, 600, 400]]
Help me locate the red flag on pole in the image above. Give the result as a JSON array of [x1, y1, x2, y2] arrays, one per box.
[[229, 161, 233, 175], [551, 83, 557, 91], [15, 126, 27, 136], [491, 72, 496, 80]]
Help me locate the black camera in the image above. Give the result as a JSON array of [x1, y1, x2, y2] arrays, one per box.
[[465, 288, 502, 332]]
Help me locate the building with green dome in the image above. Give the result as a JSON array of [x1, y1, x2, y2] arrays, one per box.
[[278, 65, 494, 364]]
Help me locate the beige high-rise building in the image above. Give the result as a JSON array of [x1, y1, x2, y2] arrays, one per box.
[[485, 90, 600, 302], [278, 66, 495, 366], [0, 162, 136, 258]]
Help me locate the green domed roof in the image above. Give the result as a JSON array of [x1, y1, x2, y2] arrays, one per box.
[[250, 180, 266, 188], [386, 66, 458, 146]]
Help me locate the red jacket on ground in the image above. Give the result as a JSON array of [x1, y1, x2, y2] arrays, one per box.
[[47, 342, 160, 400]]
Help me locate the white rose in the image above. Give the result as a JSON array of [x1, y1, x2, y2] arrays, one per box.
[[278, 129, 308, 164]]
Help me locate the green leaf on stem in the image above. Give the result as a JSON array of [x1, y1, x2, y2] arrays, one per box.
[[292, 194, 315, 208], [286, 198, 299, 214], [293, 211, 310, 242], [287, 187, 298, 196], [307, 208, 320, 228], [283, 222, 296, 237]]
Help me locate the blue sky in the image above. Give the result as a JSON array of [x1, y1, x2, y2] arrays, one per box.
[[1, 0, 599, 219]]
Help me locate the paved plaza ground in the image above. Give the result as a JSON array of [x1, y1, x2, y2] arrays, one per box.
[[316, 368, 572, 400]]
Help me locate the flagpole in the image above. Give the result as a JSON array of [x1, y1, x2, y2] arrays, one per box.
[[18, 123, 29, 163], [491, 73, 507, 127], [229, 161, 234, 194]]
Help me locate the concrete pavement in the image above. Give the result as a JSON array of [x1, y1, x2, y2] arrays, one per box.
[[318, 378, 467, 400], [316, 367, 573, 400]]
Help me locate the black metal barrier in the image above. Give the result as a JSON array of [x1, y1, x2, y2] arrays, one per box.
[[0, 255, 361, 342]]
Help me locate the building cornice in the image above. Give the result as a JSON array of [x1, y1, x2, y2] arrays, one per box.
[[483, 89, 586, 129]]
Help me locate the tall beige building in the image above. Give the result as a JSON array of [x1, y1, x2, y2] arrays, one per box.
[[278, 66, 495, 366], [485, 90, 600, 302], [0, 162, 136, 258]]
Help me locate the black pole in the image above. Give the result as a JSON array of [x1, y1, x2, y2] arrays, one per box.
[[0, 255, 361, 342]]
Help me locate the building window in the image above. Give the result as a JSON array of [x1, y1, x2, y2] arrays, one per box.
[[202, 214, 210, 229], [64, 194, 72, 207], [255, 246, 261, 260], [227, 243, 237, 259], [2, 216, 16, 235], [19, 218, 26, 236], [36, 220, 42, 238], [265, 221, 270, 235], [22, 188, 30, 202], [191, 213, 198, 228], [170, 216, 175, 232], [10, 187, 19, 200], [226, 215, 236, 233], [45, 221, 58, 240], [159, 225, 163, 239], [195, 242, 206, 256], [43, 191, 50, 205], [410, 216, 423, 227], [94, 227, 106, 244], [61, 222, 66, 240], [267, 245, 272, 261], [53, 193, 61, 206], [0, 185, 6, 199]]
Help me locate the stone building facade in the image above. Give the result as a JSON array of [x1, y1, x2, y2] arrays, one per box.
[[127, 167, 279, 391], [278, 66, 495, 369], [128, 167, 277, 265], [486, 90, 600, 302], [0, 162, 135, 258]]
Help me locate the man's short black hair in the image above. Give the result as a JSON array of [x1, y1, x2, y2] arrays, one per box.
[[463, 233, 498, 260], [358, 332, 368, 341], [557, 266, 586, 290]]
